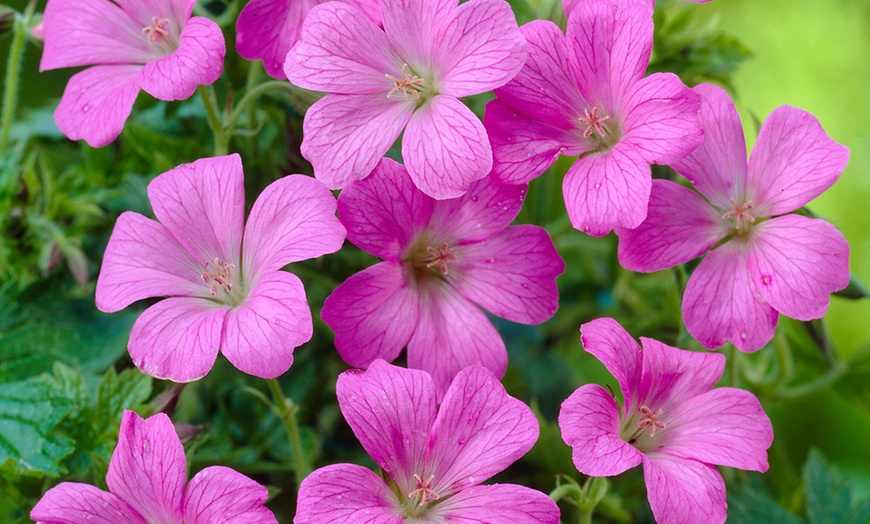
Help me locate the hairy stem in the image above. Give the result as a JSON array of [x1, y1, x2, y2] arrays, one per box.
[[268, 378, 311, 483], [198, 84, 229, 156], [0, 1, 35, 155]]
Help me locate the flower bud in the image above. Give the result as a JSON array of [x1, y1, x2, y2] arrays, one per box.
[[0, 6, 15, 35]]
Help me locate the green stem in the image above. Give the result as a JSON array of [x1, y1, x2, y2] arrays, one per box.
[[198, 85, 229, 156], [268, 378, 311, 482], [225, 80, 299, 131], [775, 364, 845, 400], [0, 1, 35, 155]]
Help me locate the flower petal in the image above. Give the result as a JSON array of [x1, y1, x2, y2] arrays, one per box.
[[242, 174, 345, 283], [748, 105, 850, 216], [183, 466, 277, 524], [128, 297, 226, 382], [336, 360, 438, 483], [642, 455, 727, 524], [236, 0, 304, 79], [559, 384, 643, 476], [380, 0, 455, 66], [296, 464, 402, 524], [579, 318, 641, 411], [429, 174, 526, 244], [53, 65, 141, 148], [562, 143, 651, 236], [323, 262, 420, 368], [31, 483, 146, 524], [138, 17, 226, 101], [403, 95, 493, 199], [747, 214, 849, 321], [95, 212, 200, 313], [301, 93, 414, 189], [111, 0, 194, 31], [221, 272, 312, 379], [429, 484, 560, 524], [682, 243, 778, 352], [637, 337, 725, 412], [106, 411, 185, 523], [449, 225, 564, 324]]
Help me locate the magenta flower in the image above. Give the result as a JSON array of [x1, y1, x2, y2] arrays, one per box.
[[95, 154, 346, 382], [39, 0, 226, 147], [236, 0, 380, 79], [284, 0, 527, 199], [321, 158, 564, 398], [484, 0, 703, 235], [296, 359, 560, 523], [559, 318, 773, 524], [31, 410, 277, 524], [617, 84, 850, 351]]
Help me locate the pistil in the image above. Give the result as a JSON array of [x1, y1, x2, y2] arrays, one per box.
[[408, 474, 440, 506], [579, 106, 610, 138], [423, 243, 456, 276], [142, 16, 170, 44], [637, 405, 666, 438], [722, 198, 756, 230], [201, 257, 235, 296], [386, 63, 425, 103]]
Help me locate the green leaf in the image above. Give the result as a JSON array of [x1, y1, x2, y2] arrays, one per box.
[[95, 367, 152, 436], [803, 449, 869, 524], [727, 479, 804, 524]]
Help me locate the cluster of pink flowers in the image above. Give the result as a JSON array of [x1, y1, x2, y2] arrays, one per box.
[[33, 0, 852, 522]]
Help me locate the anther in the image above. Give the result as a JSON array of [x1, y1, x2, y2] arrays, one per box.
[[637, 405, 666, 437], [386, 64, 425, 103], [722, 198, 756, 229], [579, 107, 610, 138], [408, 474, 440, 506], [142, 16, 170, 44], [424, 243, 456, 276], [201, 257, 235, 296]]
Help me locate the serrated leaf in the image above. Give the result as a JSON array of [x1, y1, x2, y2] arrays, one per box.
[[95, 368, 152, 436], [803, 449, 863, 524], [727, 480, 805, 524]]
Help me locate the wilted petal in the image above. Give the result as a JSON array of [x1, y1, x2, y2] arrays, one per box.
[[296, 464, 402, 524], [429, 175, 527, 244], [637, 337, 725, 412], [429, 484, 560, 524], [184, 466, 277, 524], [747, 215, 849, 321], [31, 483, 146, 524], [380, 0, 455, 65], [643, 455, 727, 524]]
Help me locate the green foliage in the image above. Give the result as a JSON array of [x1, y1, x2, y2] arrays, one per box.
[[804, 449, 870, 524]]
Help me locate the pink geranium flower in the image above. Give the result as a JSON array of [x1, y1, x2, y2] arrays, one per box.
[[559, 318, 773, 524], [39, 0, 226, 147], [31, 410, 277, 524], [236, 0, 380, 79], [484, 0, 703, 235], [617, 84, 850, 351], [284, 0, 527, 199], [296, 360, 560, 523], [321, 158, 564, 398], [95, 154, 346, 382]]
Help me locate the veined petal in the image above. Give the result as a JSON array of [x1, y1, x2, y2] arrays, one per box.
[[337, 158, 434, 260], [53, 65, 141, 148], [106, 412, 185, 523], [579, 318, 641, 410], [403, 95, 492, 199], [380, 0, 455, 68], [616, 180, 724, 273], [748, 105, 850, 216], [242, 174, 345, 283], [221, 272, 312, 379], [437, 0, 526, 97], [449, 225, 563, 324], [429, 484, 559, 524], [296, 464, 402, 524], [428, 366, 539, 494], [286, 2, 395, 93], [323, 262, 420, 368], [138, 16, 225, 101], [112, 0, 194, 30], [661, 388, 772, 472], [637, 337, 725, 413], [407, 281, 507, 400], [237, 0, 304, 79], [336, 360, 438, 483], [682, 243, 778, 352], [429, 174, 527, 244], [671, 83, 749, 209], [563, 143, 651, 236], [559, 384, 643, 476], [128, 297, 226, 382], [147, 154, 245, 269], [31, 483, 146, 524], [183, 466, 277, 524], [642, 456, 727, 524], [747, 215, 849, 321], [95, 212, 200, 313], [301, 94, 414, 189]]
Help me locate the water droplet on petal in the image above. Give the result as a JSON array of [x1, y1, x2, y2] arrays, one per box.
[[762, 275, 772, 285], [594, 183, 600, 189], [82, 104, 90, 112], [740, 332, 747, 339]]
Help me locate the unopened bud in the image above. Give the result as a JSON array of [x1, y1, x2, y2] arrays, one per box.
[[0, 6, 15, 35], [29, 20, 43, 41]]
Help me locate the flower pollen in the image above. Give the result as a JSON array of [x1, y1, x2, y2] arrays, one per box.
[[408, 474, 440, 506], [424, 243, 456, 276], [386, 63, 425, 103], [637, 405, 666, 437], [142, 16, 170, 44], [201, 257, 235, 296], [722, 198, 756, 230], [579, 106, 610, 139]]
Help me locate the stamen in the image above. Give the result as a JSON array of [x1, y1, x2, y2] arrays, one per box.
[[201, 257, 235, 296], [386, 64, 425, 103], [142, 16, 170, 44], [722, 198, 756, 229], [424, 243, 456, 276], [408, 474, 440, 506], [637, 405, 666, 437], [578, 107, 610, 138]]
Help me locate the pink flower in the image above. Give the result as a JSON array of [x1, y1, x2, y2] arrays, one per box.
[[95, 154, 346, 382], [296, 360, 560, 523], [321, 158, 564, 398], [236, 0, 380, 79], [284, 0, 527, 199], [617, 84, 850, 351], [31, 410, 277, 524], [39, 0, 226, 147], [559, 318, 773, 524], [484, 0, 703, 236]]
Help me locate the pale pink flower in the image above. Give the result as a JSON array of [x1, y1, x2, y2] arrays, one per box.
[[39, 0, 226, 147], [95, 154, 346, 382], [560, 318, 773, 524], [321, 158, 564, 398], [284, 0, 527, 199], [31, 410, 277, 524], [296, 360, 560, 523], [484, 0, 703, 235], [617, 84, 849, 351], [236, 0, 380, 79]]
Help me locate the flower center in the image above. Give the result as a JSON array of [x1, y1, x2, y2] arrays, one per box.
[[408, 474, 440, 506], [201, 257, 235, 297], [637, 405, 666, 437], [423, 243, 457, 276], [142, 16, 170, 44], [386, 63, 426, 103], [722, 198, 756, 232], [579, 106, 610, 139]]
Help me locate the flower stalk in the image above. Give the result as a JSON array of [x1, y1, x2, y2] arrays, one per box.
[[0, 0, 36, 155], [268, 378, 311, 483]]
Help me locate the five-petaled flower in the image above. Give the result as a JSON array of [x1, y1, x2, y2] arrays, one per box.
[[31, 410, 278, 524], [95, 154, 346, 382], [295, 359, 560, 523], [39, 0, 226, 147], [321, 158, 564, 399], [559, 318, 773, 524], [617, 84, 850, 351]]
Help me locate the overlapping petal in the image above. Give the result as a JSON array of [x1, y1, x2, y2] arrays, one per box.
[[237, 0, 306, 79], [295, 464, 402, 524], [579, 318, 641, 408], [637, 337, 725, 411], [380, 0, 456, 66], [643, 455, 727, 524], [429, 175, 526, 244], [429, 484, 560, 523], [30, 483, 146, 524], [183, 466, 278, 524]]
